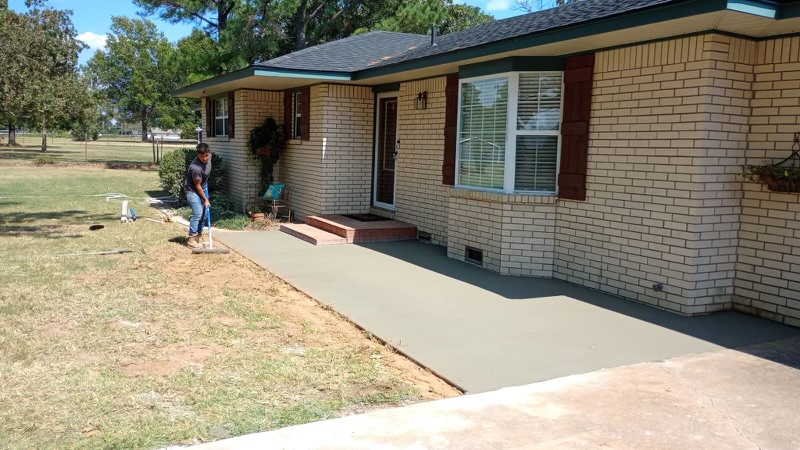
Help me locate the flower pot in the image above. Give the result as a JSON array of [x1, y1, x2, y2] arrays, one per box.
[[764, 177, 800, 193], [250, 212, 266, 222]]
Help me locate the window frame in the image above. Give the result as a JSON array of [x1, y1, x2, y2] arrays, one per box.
[[292, 91, 302, 140], [455, 71, 564, 195], [214, 97, 228, 138]]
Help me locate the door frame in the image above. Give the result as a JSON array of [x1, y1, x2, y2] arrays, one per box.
[[373, 91, 399, 210]]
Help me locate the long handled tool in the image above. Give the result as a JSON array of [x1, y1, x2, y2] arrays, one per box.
[[192, 186, 230, 255]]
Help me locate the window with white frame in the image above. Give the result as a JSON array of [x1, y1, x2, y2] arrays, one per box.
[[214, 97, 228, 137], [292, 92, 302, 139], [457, 72, 563, 193]]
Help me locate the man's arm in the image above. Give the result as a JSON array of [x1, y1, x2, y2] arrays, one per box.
[[194, 177, 210, 206]]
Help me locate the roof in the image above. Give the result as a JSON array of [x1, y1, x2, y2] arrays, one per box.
[[257, 31, 430, 73]]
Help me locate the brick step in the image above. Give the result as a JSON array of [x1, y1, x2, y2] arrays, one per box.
[[279, 223, 348, 245], [306, 215, 417, 243]]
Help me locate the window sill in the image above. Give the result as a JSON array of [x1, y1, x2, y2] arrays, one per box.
[[448, 187, 557, 205]]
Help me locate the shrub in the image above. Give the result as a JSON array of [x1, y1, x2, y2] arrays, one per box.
[[158, 147, 224, 204], [33, 155, 56, 165]]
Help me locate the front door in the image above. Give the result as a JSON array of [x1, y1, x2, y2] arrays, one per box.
[[374, 93, 398, 209]]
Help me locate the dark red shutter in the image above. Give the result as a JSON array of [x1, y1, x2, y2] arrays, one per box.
[[442, 73, 459, 185], [300, 86, 311, 141], [558, 53, 594, 201], [284, 90, 292, 140], [227, 91, 235, 138], [205, 98, 214, 137]]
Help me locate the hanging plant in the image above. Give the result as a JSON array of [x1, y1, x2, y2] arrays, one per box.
[[741, 132, 800, 193], [247, 117, 286, 190]]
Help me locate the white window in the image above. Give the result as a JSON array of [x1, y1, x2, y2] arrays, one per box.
[[214, 97, 228, 137], [293, 92, 302, 139], [457, 72, 563, 194]]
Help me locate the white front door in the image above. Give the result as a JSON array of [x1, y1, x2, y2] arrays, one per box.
[[373, 92, 399, 210]]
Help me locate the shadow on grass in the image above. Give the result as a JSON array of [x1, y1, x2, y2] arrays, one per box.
[[0, 224, 84, 238], [104, 162, 159, 171], [0, 210, 116, 225]]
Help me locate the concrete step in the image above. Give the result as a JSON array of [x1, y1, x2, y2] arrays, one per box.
[[279, 223, 348, 245], [306, 215, 417, 243]]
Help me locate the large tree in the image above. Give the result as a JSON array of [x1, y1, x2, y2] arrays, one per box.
[[85, 17, 196, 142], [514, 0, 581, 13], [0, 5, 85, 150], [362, 0, 493, 36]]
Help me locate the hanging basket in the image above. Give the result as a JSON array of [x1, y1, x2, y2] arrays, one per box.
[[759, 175, 800, 193], [742, 131, 800, 194]]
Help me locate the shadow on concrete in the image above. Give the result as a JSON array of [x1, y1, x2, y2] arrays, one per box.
[[358, 240, 800, 367]]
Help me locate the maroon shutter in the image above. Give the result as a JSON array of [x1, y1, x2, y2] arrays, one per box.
[[558, 53, 594, 201], [442, 73, 459, 185], [227, 91, 235, 138], [205, 98, 214, 137], [300, 86, 310, 141], [284, 90, 292, 140]]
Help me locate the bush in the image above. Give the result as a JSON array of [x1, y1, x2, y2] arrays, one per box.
[[33, 155, 56, 165], [158, 147, 224, 204]]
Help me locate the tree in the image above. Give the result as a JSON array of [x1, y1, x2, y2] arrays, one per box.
[[0, 5, 85, 150], [85, 17, 197, 142], [359, 0, 493, 36], [513, 0, 580, 13]]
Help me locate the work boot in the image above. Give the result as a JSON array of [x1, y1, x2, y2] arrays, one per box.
[[186, 235, 201, 249], [197, 232, 207, 244]]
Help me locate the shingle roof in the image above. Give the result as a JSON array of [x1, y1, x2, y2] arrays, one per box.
[[256, 31, 429, 73], [257, 0, 679, 74], [366, 0, 676, 70]]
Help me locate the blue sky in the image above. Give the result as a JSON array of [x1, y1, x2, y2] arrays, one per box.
[[8, 0, 523, 66]]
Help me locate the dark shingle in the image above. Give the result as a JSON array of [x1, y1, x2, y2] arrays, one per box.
[[257, 31, 429, 73]]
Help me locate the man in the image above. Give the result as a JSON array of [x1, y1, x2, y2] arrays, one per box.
[[184, 143, 212, 248]]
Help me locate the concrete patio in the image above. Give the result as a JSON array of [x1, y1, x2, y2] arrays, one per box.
[[215, 230, 800, 394]]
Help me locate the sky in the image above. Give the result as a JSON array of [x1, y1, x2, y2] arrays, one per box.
[[8, 0, 524, 66]]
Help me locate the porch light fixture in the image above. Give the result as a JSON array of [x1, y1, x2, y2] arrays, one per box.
[[415, 91, 428, 110]]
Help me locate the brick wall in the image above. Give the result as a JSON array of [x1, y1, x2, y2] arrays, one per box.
[[736, 36, 800, 327], [554, 34, 753, 315], [319, 85, 374, 215], [201, 90, 282, 210], [395, 77, 451, 246]]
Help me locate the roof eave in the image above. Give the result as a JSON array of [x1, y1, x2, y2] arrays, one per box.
[[173, 66, 354, 98]]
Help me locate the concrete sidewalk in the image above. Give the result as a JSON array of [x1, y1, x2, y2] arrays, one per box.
[[196, 337, 800, 449], [215, 230, 800, 393]]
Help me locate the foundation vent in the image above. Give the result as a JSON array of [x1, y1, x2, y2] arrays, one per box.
[[417, 231, 432, 243], [465, 246, 483, 265]]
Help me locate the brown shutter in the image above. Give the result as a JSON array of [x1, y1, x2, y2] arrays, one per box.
[[300, 86, 311, 141], [558, 53, 594, 201], [227, 91, 235, 138], [205, 98, 214, 137], [442, 73, 459, 185], [284, 90, 293, 140]]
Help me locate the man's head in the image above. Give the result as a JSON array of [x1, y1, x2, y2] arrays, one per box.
[[196, 142, 211, 163]]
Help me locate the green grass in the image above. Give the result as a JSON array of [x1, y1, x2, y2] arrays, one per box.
[[1, 136, 188, 166], [0, 152, 435, 449]]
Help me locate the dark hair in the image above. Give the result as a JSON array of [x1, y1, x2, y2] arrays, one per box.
[[196, 142, 211, 154]]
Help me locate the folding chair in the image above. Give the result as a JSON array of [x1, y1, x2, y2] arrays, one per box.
[[264, 183, 291, 221]]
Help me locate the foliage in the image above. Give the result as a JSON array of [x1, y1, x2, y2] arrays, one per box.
[[742, 159, 800, 192], [158, 147, 224, 203], [84, 17, 198, 142], [32, 155, 55, 165], [514, 0, 581, 13], [359, 0, 493, 35], [247, 117, 286, 189]]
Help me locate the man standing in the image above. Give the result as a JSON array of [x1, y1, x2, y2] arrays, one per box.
[[184, 143, 212, 248]]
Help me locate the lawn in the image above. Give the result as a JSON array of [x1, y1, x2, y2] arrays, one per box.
[[1, 135, 189, 165], [0, 149, 458, 448]]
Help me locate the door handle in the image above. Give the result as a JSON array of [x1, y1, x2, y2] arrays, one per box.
[[394, 140, 400, 158]]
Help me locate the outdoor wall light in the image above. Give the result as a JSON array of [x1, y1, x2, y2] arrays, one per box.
[[415, 91, 428, 110]]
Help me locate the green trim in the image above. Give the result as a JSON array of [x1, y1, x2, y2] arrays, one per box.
[[459, 57, 564, 78], [173, 66, 351, 96], [778, 0, 800, 19], [173, 67, 256, 96], [727, 0, 778, 18], [354, 0, 728, 80], [372, 83, 400, 93]]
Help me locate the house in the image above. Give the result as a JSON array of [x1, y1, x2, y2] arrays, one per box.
[[175, 0, 800, 327]]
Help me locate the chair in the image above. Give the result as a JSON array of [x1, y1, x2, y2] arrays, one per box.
[[264, 183, 291, 221]]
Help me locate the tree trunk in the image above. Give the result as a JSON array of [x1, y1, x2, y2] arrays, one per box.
[[41, 114, 47, 152], [295, 0, 307, 51], [141, 118, 148, 142], [8, 122, 16, 146]]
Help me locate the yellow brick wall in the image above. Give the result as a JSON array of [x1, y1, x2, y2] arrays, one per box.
[[395, 77, 450, 245], [737, 36, 800, 327], [556, 34, 752, 315], [201, 90, 282, 210], [320, 85, 374, 215]]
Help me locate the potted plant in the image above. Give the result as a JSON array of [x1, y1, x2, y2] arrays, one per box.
[[247, 117, 286, 189], [741, 162, 800, 193]]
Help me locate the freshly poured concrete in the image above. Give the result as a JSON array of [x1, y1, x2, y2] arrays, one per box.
[[216, 230, 800, 393]]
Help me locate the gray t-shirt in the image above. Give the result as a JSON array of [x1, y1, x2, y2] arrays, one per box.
[[184, 157, 212, 194]]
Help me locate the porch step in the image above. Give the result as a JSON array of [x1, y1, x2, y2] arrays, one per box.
[[306, 215, 417, 243], [279, 223, 348, 245]]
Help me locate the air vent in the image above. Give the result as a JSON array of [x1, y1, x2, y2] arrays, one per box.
[[417, 231, 432, 243], [465, 246, 483, 265]]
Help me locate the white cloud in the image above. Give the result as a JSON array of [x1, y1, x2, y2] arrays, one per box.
[[77, 32, 107, 51], [486, 0, 513, 11]]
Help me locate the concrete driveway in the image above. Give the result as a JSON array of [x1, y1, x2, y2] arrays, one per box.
[[216, 230, 800, 393]]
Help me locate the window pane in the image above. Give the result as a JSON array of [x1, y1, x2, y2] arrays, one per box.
[[458, 77, 508, 189], [515, 135, 558, 192], [215, 118, 225, 136], [517, 73, 562, 131]]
